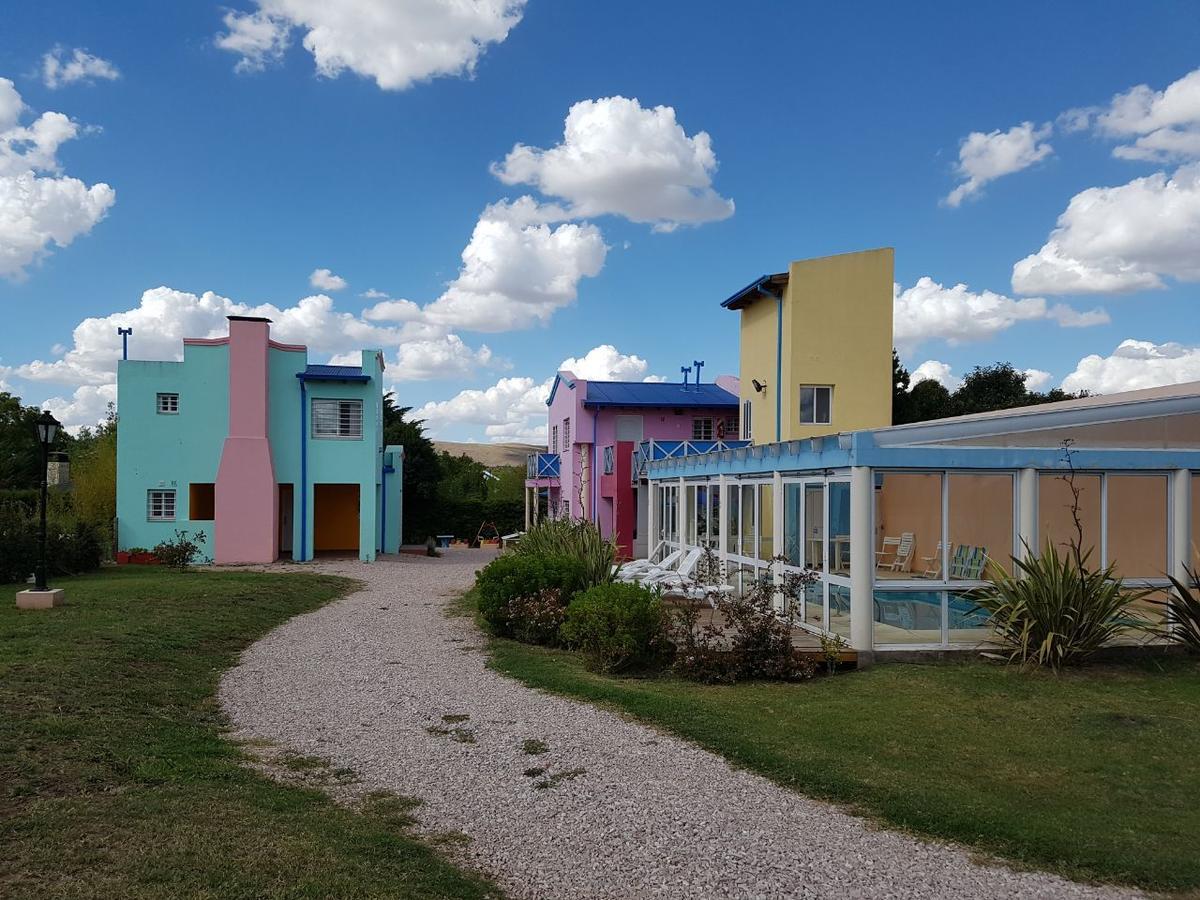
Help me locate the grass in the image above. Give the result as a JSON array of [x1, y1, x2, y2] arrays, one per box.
[[1, 567, 500, 899], [459, 590, 1200, 892]]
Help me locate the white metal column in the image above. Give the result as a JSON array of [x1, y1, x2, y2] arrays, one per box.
[[678, 477, 689, 547], [1017, 467, 1038, 561], [849, 466, 873, 655], [771, 471, 785, 608], [718, 474, 729, 576], [646, 480, 658, 561], [1171, 468, 1192, 583]]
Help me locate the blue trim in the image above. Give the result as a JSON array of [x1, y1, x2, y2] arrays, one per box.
[[644, 431, 1200, 480], [299, 380, 308, 561], [545, 372, 576, 407], [719, 273, 786, 309], [380, 457, 388, 554]]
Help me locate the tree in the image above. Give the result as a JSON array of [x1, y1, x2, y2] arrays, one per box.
[[952, 363, 1031, 416], [891, 350, 913, 425], [382, 393, 442, 543], [0, 391, 68, 490], [71, 403, 118, 549], [904, 378, 955, 424]]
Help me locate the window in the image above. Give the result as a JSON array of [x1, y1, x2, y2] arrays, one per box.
[[721, 416, 739, 440], [563, 418, 571, 450], [551, 425, 559, 454], [692, 418, 714, 440], [189, 483, 215, 521], [742, 400, 753, 440], [156, 392, 179, 414], [147, 489, 176, 521], [312, 398, 363, 439], [799, 385, 832, 425]]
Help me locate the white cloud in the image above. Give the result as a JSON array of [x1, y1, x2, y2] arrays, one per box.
[[1091, 67, 1200, 163], [491, 96, 734, 231], [559, 344, 649, 381], [909, 360, 961, 391], [892, 277, 1108, 352], [363, 297, 423, 321], [41, 47, 120, 89], [1012, 162, 1200, 295], [415, 375, 551, 443], [422, 197, 607, 331], [41, 383, 116, 433], [0, 78, 115, 279], [1061, 339, 1200, 394], [216, 0, 525, 90], [944, 121, 1053, 206], [360, 287, 388, 299], [308, 266, 346, 291], [1022, 368, 1053, 391], [392, 334, 493, 381]]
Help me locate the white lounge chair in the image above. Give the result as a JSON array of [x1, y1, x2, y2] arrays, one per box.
[[616, 549, 681, 582], [642, 548, 703, 590]]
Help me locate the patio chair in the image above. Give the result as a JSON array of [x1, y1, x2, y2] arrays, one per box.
[[616, 549, 681, 582], [949, 545, 988, 580], [880, 532, 915, 573], [641, 548, 703, 590], [918, 541, 944, 578]]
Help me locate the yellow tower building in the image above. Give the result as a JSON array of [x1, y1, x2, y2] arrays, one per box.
[[722, 247, 894, 444]]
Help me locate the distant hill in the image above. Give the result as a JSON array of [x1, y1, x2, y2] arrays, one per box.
[[433, 441, 541, 469]]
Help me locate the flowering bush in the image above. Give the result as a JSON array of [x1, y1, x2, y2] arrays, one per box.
[[475, 552, 588, 640], [508, 588, 572, 646], [561, 581, 667, 673], [670, 553, 819, 683]]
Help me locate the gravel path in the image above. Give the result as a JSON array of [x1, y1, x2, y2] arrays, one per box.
[[220, 553, 1140, 900]]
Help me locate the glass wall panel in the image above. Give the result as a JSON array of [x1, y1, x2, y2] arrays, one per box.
[[948, 591, 991, 643], [828, 583, 850, 638], [695, 485, 708, 547], [1192, 474, 1199, 573], [685, 485, 697, 545], [758, 483, 775, 560], [804, 484, 824, 570], [828, 482, 851, 574], [708, 487, 716, 547], [875, 472, 942, 579], [727, 483, 740, 555], [803, 580, 824, 630], [948, 473, 1014, 577], [740, 484, 756, 558], [1106, 474, 1167, 578], [783, 483, 802, 566], [873, 590, 943, 645], [1039, 473, 1101, 559]]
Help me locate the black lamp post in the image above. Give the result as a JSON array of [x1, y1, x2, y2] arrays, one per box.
[[34, 410, 60, 592]]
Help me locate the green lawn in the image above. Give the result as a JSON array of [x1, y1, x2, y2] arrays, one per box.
[[475, 593, 1200, 893], [1, 568, 499, 900]]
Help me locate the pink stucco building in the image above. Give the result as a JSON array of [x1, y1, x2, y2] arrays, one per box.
[[524, 370, 742, 558]]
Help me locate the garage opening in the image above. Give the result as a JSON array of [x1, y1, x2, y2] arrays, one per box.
[[189, 483, 215, 521], [314, 483, 359, 554]]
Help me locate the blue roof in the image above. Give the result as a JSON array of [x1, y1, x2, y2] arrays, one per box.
[[296, 364, 371, 383], [583, 381, 737, 409], [720, 272, 787, 309]]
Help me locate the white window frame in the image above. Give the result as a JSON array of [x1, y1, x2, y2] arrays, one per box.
[[563, 418, 571, 451], [692, 417, 714, 441], [147, 489, 176, 521], [311, 398, 363, 440], [742, 399, 753, 440], [721, 415, 739, 439], [799, 385, 832, 426], [551, 424, 559, 454], [156, 392, 179, 415]]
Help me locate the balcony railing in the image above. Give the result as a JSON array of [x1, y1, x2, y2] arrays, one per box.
[[526, 452, 560, 479], [633, 439, 751, 478]]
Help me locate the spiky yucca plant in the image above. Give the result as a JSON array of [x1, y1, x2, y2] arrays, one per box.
[[512, 518, 616, 589], [970, 540, 1151, 671], [1156, 567, 1200, 653]]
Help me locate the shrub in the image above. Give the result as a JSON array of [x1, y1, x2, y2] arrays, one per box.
[[969, 540, 1151, 670], [561, 582, 666, 673], [152, 530, 208, 571], [475, 552, 588, 640], [513, 519, 616, 589], [0, 500, 104, 582], [671, 554, 818, 683], [508, 589, 572, 646], [1154, 567, 1200, 653]]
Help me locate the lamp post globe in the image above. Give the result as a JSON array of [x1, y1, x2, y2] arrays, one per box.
[[34, 410, 60, 592]]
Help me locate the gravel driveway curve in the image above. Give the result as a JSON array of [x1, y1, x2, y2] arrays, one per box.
[[220, 553, 1140, 900]]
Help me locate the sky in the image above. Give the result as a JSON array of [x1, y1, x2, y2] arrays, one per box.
[[2, 1, 1199, 443]]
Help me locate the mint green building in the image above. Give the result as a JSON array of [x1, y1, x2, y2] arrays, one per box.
[[116, 316, 403, 564]]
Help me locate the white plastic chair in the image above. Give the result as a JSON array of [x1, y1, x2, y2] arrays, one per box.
[[641, 548, 702, 589], [617, 549, 681, 582]]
